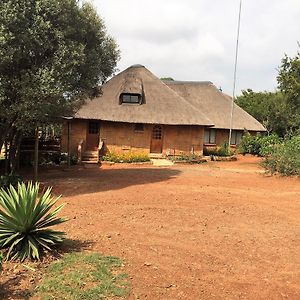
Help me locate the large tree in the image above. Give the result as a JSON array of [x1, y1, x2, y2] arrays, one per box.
[[277, 44, 300, 132], [0, 0, 120, 171], [236, 89, 289, 136], [236, 45, 300, 137]]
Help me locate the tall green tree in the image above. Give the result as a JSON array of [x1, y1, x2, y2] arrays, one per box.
[[236, 89, 289, 136], [277, 44, 300, 132], [236, 45, 300, 137], [0, 0, 120, 171]]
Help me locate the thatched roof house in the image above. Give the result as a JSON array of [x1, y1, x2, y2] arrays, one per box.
[[75, 64, 213, 126], [62, 64, 266, 161]]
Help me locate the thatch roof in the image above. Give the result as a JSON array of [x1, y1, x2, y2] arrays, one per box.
[[164, 80, 266, 131], [75, 65, 213, 126]]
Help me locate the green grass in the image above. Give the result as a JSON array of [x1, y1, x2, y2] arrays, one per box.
[[35, 252, 129, 300]]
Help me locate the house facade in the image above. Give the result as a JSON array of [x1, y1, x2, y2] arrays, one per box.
[[61, 64, 266, 161]]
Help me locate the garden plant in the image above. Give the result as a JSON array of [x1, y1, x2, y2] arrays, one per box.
[[0, 182, 66, 261]]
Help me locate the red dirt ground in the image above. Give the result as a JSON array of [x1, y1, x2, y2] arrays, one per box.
[[2, 155, 300, 299]]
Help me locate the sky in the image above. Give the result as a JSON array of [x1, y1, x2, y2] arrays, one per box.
[[91, 0, 300, 95]]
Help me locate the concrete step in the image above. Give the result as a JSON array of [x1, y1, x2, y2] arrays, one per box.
[[84, 150, 98, 154], [149, 153, 163, 159], [150, 158, 174, 166], [82, 160, 99, 164]]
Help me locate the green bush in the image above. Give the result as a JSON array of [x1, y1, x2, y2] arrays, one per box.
[[102, 152, 150, 163], [204, 141, 234, 157], [0, 182, 67, 261], [0, 174, 22, 189], [262, 136, 300, 176], [238, 133, 281, 156]]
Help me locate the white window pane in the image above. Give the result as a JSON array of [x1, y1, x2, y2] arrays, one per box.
[[210, 129, 216, 144], [230, 131, 236, 145], [204, 130, 210, 144]]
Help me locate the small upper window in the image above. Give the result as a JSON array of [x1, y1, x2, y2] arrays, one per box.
[[120, 93, 141, 104]]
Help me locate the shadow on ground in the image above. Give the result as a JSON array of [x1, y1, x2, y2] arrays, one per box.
[[32, 166, 181, 197], [0, 273, 31, 300], [58, 238, 95, 253]]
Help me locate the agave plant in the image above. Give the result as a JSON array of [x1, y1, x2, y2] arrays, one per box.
[[0, 182, 67, 261]]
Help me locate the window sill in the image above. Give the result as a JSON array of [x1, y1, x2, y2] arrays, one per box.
[[204, 143, 217, 146]]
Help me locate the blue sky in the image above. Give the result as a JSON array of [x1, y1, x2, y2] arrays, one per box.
[[91, 0, 300, 95]]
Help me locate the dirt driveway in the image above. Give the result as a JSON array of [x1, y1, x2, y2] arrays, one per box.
[[42, 156, 300, 299]]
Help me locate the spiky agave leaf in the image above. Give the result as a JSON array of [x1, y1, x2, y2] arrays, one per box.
[[0, 182, 67, 261]]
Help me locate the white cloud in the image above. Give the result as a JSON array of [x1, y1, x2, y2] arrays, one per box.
[[91, 0, 300, 95]]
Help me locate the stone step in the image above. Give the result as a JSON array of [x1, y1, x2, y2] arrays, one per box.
[[84, 150, 98, 154], [82, 156, 98, 161], [150, 159, 174, 166], [149, 153, 163, 159], [81, 160, 99, 164]]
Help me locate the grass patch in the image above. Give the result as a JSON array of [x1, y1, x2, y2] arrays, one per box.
[[35, 252, 129, 300]]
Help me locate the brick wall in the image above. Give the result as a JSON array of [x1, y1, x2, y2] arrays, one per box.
[[62, 119, 205, 156]]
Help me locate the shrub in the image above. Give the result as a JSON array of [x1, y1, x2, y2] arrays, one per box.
[[0, 174, 22, 189], [0, 182, 67, 261], [102, 152, 150, 163], [238, 133, 281, 156], [204, 141, 234, 157], [262, 136, 300, 176]]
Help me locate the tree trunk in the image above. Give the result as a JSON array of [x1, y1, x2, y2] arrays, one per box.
[[34, 127, 39, 182], [9, 132, 22, 174]]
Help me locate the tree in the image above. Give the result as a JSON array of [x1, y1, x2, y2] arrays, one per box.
[[236, 89, 289, 136], [236, 45, 300, 137], [0, 0, 120, 172], [277, 44, 300, 132]]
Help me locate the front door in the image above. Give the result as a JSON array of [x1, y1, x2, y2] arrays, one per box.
[[150, 125, 163, 153], [86, 121, 100, 150]]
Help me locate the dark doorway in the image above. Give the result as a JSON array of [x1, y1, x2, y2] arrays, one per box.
[[86, 121, 100, 150]]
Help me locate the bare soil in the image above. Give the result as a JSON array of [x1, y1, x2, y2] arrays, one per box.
[[1, 155, 300, 299]]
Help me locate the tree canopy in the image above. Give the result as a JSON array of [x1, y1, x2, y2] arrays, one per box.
[[0, 0, 120, 170], [236, 44, 300, 137]]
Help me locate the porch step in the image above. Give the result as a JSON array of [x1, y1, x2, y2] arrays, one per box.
[[149, 153, 163, 159], [81, 160, 99, 164], [82, 150, 99, 163]]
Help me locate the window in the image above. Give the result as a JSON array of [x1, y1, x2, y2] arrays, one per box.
[[230, 131, 243, 145], [204, 129, 216, 144], [152, 125, 162, 139], [88, 121, 99, 134], [120, 93, 141, 104], [134, 123, 144, 132]]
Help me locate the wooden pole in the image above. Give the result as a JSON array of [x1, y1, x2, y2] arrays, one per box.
[[34, 127, 39, 182]]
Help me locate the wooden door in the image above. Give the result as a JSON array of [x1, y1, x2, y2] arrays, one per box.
[[150, 125, 163, 153], [86, 121, 100, 150]]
